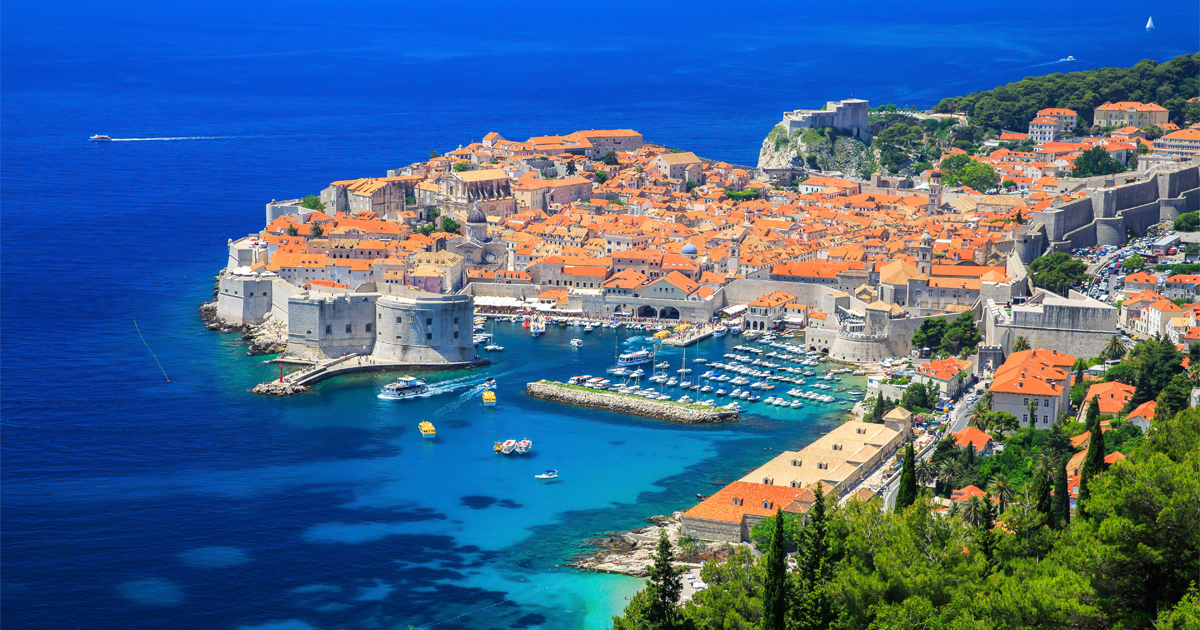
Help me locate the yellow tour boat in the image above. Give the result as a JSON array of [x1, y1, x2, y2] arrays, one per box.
[[418, 421, 436, 439], [482, 390, 497, 407]]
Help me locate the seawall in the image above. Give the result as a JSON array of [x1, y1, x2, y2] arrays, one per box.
[[525, 381, 737, 424]]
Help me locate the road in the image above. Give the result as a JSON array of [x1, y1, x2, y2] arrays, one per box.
[[880, 379, 987, 510]]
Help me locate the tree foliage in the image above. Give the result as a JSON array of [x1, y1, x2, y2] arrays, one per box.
[[300, 195, 323, 210], [1072, 146, 1126, 177], [1029, 251, 1087, 295], [894, 442, 918, 511], [933, 54, 1200, 130], [938, 154, 999, 191], [1175, 211, 1200, 232]]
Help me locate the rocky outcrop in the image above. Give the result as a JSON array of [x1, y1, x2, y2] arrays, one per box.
[[571, 513, 685, 577], [758, 125, 877, 178], [199, 301, 287, 356], [243, 316, 287, 355], [252, 381, 308, 396], [526, 381, 737, 424]]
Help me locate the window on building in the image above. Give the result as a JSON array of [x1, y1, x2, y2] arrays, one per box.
[[453, 331, 459, 339], [396, 334, 402, 339], [426, 333, 432, 340], [345, 324, 352, 334], [762, 501, 771, 509], [365, 324, 372, 333], [325, 325, 332, 335], [396, 316, 402, 323], [454, 317, 459, 324], [426, 318, 432, 325], [1022, 414, 1028, 422]]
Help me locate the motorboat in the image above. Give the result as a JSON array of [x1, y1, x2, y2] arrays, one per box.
[[715, 388, 726, 396], [790, 401, 803, 408], [656, 361, 671, 369], [418, 421, 436, 439], [379, 375, 429, 400], [747, 394, 760, 402], [485, 344, 504, 352], [584, 325, 594, 333], [677, 367, 693, 374], [484, 378, 496, 390], [713, 325, 728, 337], [618, 348, 656, 367], [499, 439, 517, 454], [693, 358, 707, 363], [89, 134, 112, 142], [571, 339, 584, 348], [482, 390, 497, 407], [666, 377, 678, 386], [515, 439, 533, 454], [678, 395, 693, 403], [535, 470, 559, 479]]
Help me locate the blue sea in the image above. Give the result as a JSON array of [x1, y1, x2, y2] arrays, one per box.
[[2, 3, 1195, 628]]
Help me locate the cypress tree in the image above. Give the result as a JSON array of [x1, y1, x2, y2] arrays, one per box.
[[1030, 463, 1053, 527], [1084, 395, 1100, 431], [1052, 456, 1070, 529], [975, 491, 997, 570], [895, 442, 918, 511], [761, 509, 789, 630], [794, 484, 831, 630]]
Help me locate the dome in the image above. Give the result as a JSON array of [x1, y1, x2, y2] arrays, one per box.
[[681, 243, 698, 256], [466, 202, 486, 224]]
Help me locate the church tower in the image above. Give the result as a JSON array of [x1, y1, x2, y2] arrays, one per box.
[[927, 170, 943, 214], [916, 230, 933, 276], [728, 231, 744, 275]]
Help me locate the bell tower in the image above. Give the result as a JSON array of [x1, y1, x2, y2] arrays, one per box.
[[916, 230, 933, 275], [928, 170, 943, 214]]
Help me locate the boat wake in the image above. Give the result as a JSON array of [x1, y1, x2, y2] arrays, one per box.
[[430, 371, 514, 413], [109, 136, 254, 142]]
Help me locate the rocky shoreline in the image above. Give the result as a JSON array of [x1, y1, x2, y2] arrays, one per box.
[[199, 302, 288, 355], [570, 512, 736, 577], [525, 381, 738, 424]]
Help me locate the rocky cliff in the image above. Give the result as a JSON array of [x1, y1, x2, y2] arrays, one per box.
[[758, 126, 877, 178]]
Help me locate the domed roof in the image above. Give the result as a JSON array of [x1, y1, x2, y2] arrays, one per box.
[[681, 243, 698, 255], [467, 202, 486, 224]]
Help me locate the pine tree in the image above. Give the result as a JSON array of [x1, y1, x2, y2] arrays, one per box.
[[1077, 420, 1106, 520], [1052, 456, 1070, 529], [894, 442, 918, 512], [646, 529, 683, 626], [761, 509, 789, 630]]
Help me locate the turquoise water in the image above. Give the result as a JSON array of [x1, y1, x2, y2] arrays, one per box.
[[5, 314, 850, 629]]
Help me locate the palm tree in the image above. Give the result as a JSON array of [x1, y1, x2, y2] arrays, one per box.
[[987, 473, 1015, 514], [935, 460, 958, 496], [1012, 336, 1031, 352], [915, 459, 936, 488], [968, 401, 990, 431], [1103, 335, 1127, 361], [962, 495, 984, 526], [1188, 362, 1200, 387]]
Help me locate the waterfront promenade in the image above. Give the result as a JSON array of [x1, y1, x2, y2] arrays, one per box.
[[254, 353, 489, 395]]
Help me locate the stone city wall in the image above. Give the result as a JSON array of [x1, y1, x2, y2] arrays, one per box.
[[680, 516, 743, 543]]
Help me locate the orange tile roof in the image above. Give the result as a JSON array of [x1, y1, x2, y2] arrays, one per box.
[[682, 481, 805, 523], [951, 427, 992, 452], [1083, 381, 1135, 415]]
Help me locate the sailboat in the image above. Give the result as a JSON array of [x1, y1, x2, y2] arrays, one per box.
[[1146, 16, 1155, 30]]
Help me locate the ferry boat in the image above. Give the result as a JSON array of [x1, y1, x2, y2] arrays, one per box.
[[713, 325, 728, 337], [379, 375, 429, 400], [514, 438, 532, 454], [89, 134, 112, 142], [418, 421, 436, 439], [482, 390, 497, 407], [535, 470, 558, 479], [617, 348, 655, 367]]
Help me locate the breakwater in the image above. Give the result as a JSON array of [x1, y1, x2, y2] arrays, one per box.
[[525, 381, 737, 423], [254, 355, 490, 396]]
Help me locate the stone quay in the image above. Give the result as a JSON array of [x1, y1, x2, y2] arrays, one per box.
[[525, 381, 737, 424]]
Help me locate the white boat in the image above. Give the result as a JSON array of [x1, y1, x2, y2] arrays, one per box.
[[485, 344, 504, 352], [500, 439, 517, 454], [677, 367, 693, 374], [571, 339, 584, 348], [379, 375, 429, 400], [484, 378, 497, 390], [618, 348, 655, 367], [515, 439, 532, 454], [535, 470, 558, 479], [584, 325, 594, 333], [1146, 16, 1155, 30], [666, 378, 678, 386], [712, 325, 728, 337], [700, 385, 713, 393], [693, 358, 707, 363], [655, 361, 671, 369], [89, 134, 112, 142]]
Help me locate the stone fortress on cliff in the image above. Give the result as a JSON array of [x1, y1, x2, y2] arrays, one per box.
[[778, 98, 872, 141]]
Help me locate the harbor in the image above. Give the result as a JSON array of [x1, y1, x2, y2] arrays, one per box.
[[526, 380, 739, 424]]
